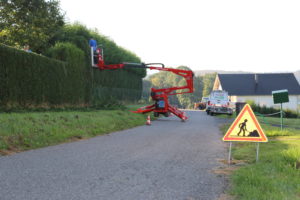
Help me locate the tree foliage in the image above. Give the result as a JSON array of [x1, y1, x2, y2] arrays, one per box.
[[0, 0, 64, 52], [144, 69, 217, 108], [0, 1, 148, 109], [144, 66, 202, 108], [202, 73, 216, 97]]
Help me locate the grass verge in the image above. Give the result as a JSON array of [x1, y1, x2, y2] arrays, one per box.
[[216, 112, 300, 129], [256, 115, 300, 129], [0, 107, 147, 155], [220, 118, 300, 200]]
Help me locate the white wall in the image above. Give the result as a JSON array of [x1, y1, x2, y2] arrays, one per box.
[[229, 95, 300, 112]]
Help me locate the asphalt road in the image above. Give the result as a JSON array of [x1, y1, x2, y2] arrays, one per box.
[[0, 111, 227, 200]]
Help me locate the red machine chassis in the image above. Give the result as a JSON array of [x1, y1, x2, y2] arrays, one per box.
[[93, 47, 193, 121]]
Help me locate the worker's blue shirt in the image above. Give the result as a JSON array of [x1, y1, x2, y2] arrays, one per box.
[[89, 39, 97, 51]]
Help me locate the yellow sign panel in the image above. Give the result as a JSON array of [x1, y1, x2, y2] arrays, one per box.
[[223, 104, 268, 142]]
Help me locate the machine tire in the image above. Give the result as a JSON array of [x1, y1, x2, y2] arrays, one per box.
[[210, 112, 214, 116], [206, 110, 210, 115], [154, 112, 159, 117], [164, 112, 170, 117]]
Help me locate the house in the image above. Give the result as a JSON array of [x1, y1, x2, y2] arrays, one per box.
[[213, 73, 300, 112]]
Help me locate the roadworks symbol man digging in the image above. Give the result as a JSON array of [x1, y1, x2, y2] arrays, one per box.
[[237, 119, 260, 137], [223, 104, 268, 142], [237, 119, 248, 136]]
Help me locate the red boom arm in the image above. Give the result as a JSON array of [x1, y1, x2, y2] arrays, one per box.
[[93, 47, 194, 121]]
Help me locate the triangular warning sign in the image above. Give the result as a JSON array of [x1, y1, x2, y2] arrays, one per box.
[[223, 104, 268, 142]]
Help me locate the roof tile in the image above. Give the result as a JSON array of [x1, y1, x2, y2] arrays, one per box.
[[218, 73, 300, 95]]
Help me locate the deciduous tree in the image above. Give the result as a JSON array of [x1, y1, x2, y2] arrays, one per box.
[[202, 73, 216, 97], [0, 0, 64, 52]]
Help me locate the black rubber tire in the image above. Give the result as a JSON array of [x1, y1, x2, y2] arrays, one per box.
[[163, 112, 170, 117], [154, 112, 159, 117]]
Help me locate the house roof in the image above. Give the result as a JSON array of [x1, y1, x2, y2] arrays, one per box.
[[217, 73, 300, 95]]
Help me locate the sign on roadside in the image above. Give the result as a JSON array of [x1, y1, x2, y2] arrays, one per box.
[[272, 89, 289, 104], [272, 89, 289, 130], [223, 104, 268, 142]]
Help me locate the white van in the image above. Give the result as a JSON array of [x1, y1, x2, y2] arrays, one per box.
[[206, 90, 233, 115]]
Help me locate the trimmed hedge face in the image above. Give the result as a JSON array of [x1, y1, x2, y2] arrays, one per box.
[[91, 70, 142, 103], [0, 44, 67, 108], [46, 42, 86, 105], [0, 43, 143, 110]]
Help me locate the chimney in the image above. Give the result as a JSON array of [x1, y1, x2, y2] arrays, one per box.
[[254, 74, 258, 92]]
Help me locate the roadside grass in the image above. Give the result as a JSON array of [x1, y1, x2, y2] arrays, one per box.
[[217, 112, 300, 129], [256, 115, 300, 129], [0, 107, 147, 155], [221, 118, 300, 200]]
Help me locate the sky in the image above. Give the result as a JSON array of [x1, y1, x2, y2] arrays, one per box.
[[59, 0, 300, 73]]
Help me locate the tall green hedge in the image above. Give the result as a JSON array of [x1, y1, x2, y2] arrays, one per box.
[[52, 23, 145, 106], [0, 22, 146, 110], [45, 42, 86, 105], [0, 44, 67, 109], [0, 43, 144, 110], [91, 70, 142, 104]]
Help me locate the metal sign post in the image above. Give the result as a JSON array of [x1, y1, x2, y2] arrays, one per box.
[[256, 143, 260, 162], [228, 142, 232, 165], [272, 89, 289, 131]]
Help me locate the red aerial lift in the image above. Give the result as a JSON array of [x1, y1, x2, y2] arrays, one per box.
[[92, 47, 194, 121]]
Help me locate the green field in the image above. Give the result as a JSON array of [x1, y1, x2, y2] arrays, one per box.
[[221, 118, 300, 200], [0, 107, 147, 155]]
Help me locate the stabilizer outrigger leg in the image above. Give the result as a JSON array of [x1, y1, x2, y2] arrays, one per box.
[[131, 104, 156, 114], [168, 105, 188, 122], [131, 104, 188, 121]]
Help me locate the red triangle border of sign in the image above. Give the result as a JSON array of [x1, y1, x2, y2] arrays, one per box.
[[223, 104, 268, 142]]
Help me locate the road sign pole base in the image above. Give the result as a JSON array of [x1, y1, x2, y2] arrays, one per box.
[[228, 142, 232, 165], [256, 142, 260, 163]]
